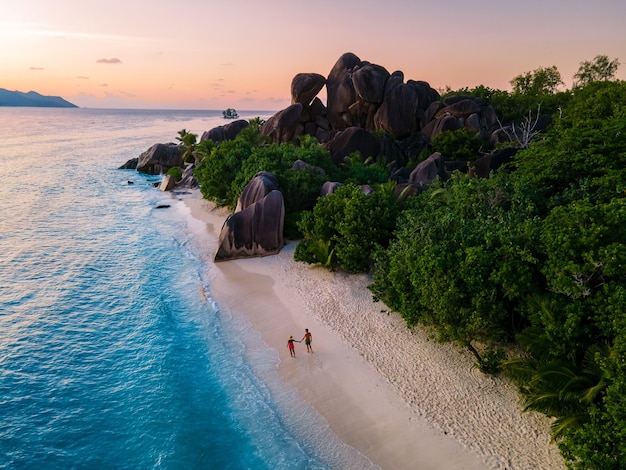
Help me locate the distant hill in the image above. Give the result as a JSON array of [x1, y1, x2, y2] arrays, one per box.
[[0, 88, 78, 108]]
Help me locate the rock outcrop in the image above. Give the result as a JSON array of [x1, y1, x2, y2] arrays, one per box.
[[128, 143, 184, 175], [409, 152, 448, 185], [320, 181, 344, 196], [177, 164, 198, 188], [201, 119, 249, 143], [291, 73, 326, 106], [260, 103, 304, 145], [124, 52, 550, 261], [159, 174, 177, 192], [215, 172, 285, 261], [254, 52, 542, 179], [325, 127, 380, 165]]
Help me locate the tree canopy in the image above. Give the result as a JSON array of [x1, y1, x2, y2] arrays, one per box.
[[510, 65, 564, 95], [573, 54, 621, 88]]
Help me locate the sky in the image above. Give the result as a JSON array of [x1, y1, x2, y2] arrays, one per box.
[[2, 0, 625, 111]]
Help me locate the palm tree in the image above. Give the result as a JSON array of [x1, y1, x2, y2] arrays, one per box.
[[505, 343, 609, 441], [176, 129, 197, 163]]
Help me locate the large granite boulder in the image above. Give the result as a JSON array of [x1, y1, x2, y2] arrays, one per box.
[[394, 182, 424, 199], [119, 157, 138, 170], [310, 97, 329, 127], [326, 52, 362, 130], [374, 83, 420, 138], [320, 181, 344, 196], [260, 103, 304, 144], [136, 143, 184, 175], [436, 97, 485, 119], [464, 113, 482, 135], [235, 171, 280, 212], [215, 190, 285, 261], [385, 71, 404, 95], [469, 147, 518, 178], [409, 152, 448, 185], [291, 73, 326, 106], [159, 174, 177, 192], [482, 105, 500, 130], [177, 164, 198, 188], [378, 133, 408, 168], [421, 114, 460, 142], [422, 101, 446, 127], [201, 119, 249, 143], [352, 62, 390, 104], [410, 80, 440, 110], [324, 126, 380, 165], [347, 62, 391, 131]]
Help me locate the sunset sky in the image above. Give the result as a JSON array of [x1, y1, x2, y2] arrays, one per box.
[[2, 0, 625, 111]]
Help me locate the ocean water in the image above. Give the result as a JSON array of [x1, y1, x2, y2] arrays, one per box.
[[0, 108, 374, 470]]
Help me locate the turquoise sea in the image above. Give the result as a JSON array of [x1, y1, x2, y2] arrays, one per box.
[[0, 108, 374, 469]]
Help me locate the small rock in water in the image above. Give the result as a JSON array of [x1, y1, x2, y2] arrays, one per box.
[[155, 204, 171, 209]]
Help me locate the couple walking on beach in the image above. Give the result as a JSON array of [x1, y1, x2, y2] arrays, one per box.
[[287, 329, 313, 357]]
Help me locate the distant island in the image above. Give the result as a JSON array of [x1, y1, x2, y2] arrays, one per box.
[[0, 88, 78, 108]]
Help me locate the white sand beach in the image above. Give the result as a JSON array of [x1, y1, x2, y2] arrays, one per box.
[[179, 190, 565, 470]]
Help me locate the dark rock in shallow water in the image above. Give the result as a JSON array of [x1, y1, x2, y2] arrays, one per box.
[[155, 204, 171, 209], [135, 143, 184, 175], [159, 174, 177, 192], [119, 158, 138, 170]]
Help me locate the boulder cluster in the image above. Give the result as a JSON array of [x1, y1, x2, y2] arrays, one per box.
[[259, 52, 521, 180], [122, 52, 539, 261]]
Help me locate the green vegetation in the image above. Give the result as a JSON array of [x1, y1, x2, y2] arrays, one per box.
[[166, 166, 182, 181], [295, 182, 404, 272], [426, 127, 486, 161], [370, 79, 626, 469], [573, 55, 621, 88], [176, 128, 197, 163], [510, 65, 565, 95], [191, 56, 625, 468], [341, 153, 391, 185], [193, 120, 338, 210]]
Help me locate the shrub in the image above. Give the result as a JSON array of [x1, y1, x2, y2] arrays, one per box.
[[296, 183, 403, 273], [166, 166, 182, 181], [428, 127, 486, 162]]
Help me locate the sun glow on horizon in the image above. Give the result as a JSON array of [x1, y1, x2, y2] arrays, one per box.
[[2, 1, 625, 109]]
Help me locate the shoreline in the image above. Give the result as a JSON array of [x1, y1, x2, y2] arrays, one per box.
[[178, 189, 565, 469]]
